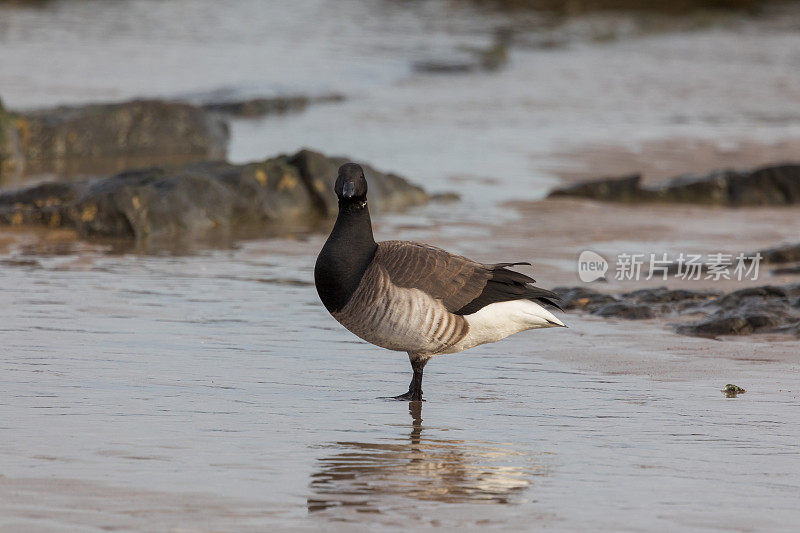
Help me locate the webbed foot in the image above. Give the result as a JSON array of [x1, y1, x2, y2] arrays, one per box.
[[391, 390, 423, 401]]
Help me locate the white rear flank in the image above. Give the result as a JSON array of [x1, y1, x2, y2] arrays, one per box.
[[440, 299, 565, 354]]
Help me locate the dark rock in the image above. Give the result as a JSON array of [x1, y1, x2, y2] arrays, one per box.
[[558, 286, 718, 316], [623, 287, 720, 315], [712, 285, 787, 310], [548, 174, 645, 202], [673, 293, 795, 338], [19, 99, 229, 162], [771, 321, 800, 337], [429, 192, 461, 203], [772, 265, 800, 275], [548, 164, 800, 206], [723, 384, 746, 398], [726, 165, 800, 205], [676, 316, 753, 337], [0, 99, 24, 182], [2, 99, 230, 180], [413, 60, 476, 74], [650, 171, 733, 204], [624, 287, 719, 305], [202, 94, 344, 118], [466, 0, 772, 16], [0, 149, 428, 242], [0, 258, 39, 267], [552, 286, 618, 310], [558, 282, 800, 338], [760, 242, 800, 264], [675, 302, 793, 337], [593, 302, 654, 319]]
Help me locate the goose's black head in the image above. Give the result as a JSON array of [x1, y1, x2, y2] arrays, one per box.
[[334, 163, 368, 207]]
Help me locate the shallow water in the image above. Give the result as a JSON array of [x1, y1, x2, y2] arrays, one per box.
[[1, 236, 799, 531], [2, 1, 800, 530]]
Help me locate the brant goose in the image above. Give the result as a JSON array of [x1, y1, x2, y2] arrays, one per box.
[[315, 163, 565, 401]]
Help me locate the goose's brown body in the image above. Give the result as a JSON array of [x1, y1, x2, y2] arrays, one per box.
[[332, 242, 470, 355]]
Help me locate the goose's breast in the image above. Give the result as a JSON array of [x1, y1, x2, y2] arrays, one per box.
[[332, 266, 468, 354]]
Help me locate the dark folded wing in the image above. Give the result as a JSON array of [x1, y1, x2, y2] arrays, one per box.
[[374, 240, 562, 315]]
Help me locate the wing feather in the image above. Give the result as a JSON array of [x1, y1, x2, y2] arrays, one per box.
[[374, 241, 562, 315]]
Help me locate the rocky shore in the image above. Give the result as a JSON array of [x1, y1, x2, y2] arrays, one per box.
[[201, 94, 345, 118], [0, 100, 229, 182], [555, 284, 800, 338], [0, 149, 428, 241], [0, 95, 345, 182], [548, 163, 800, 206], [0, 99, 24, 179]]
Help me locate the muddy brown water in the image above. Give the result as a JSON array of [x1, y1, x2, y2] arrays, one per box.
[[2, 1, 800, 531]]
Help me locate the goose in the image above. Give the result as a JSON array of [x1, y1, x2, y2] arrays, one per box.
[[314, 163, 566, 401]]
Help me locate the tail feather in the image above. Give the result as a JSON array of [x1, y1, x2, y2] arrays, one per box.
[[521, 285, 564, 312], [491, 263, 564, 311], [455, 264, 564, 314]]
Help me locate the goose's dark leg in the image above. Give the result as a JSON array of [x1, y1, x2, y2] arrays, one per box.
[[394, 355, 428, 401]]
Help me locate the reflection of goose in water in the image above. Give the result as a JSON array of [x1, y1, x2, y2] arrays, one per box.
[[308, 403, 546, 514]]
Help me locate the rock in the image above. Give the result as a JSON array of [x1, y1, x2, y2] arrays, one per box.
[[202, 94, 344, 118], [19, 99, 229, 162], [723, 384, 746, 398], [429, 192, 461, 203], [593, 302, 654, 319], [412, 60, 476, 74], [0, 99, 24, 182], [464, 0, 768, 15], [548, 174, 646, 202], [713, 285, 788, 310], [773, 265, 800, 275], [760, 242, 800, 264], [623, 287, 719, 307], [2, 94, 351, 180], [676, 306, 792, 338], [553, 286, 618, 310], [3, 99, 230, 179], [676, 316, 754, 337], [674, 285, 797, 338], [554, 286, 717, 318], [557, 283, 800, 338], [548, 164, 800, 206], [0, 149, 428, 242]]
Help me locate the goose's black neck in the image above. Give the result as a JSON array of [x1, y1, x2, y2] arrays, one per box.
[[314, 200, 377, 312]]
